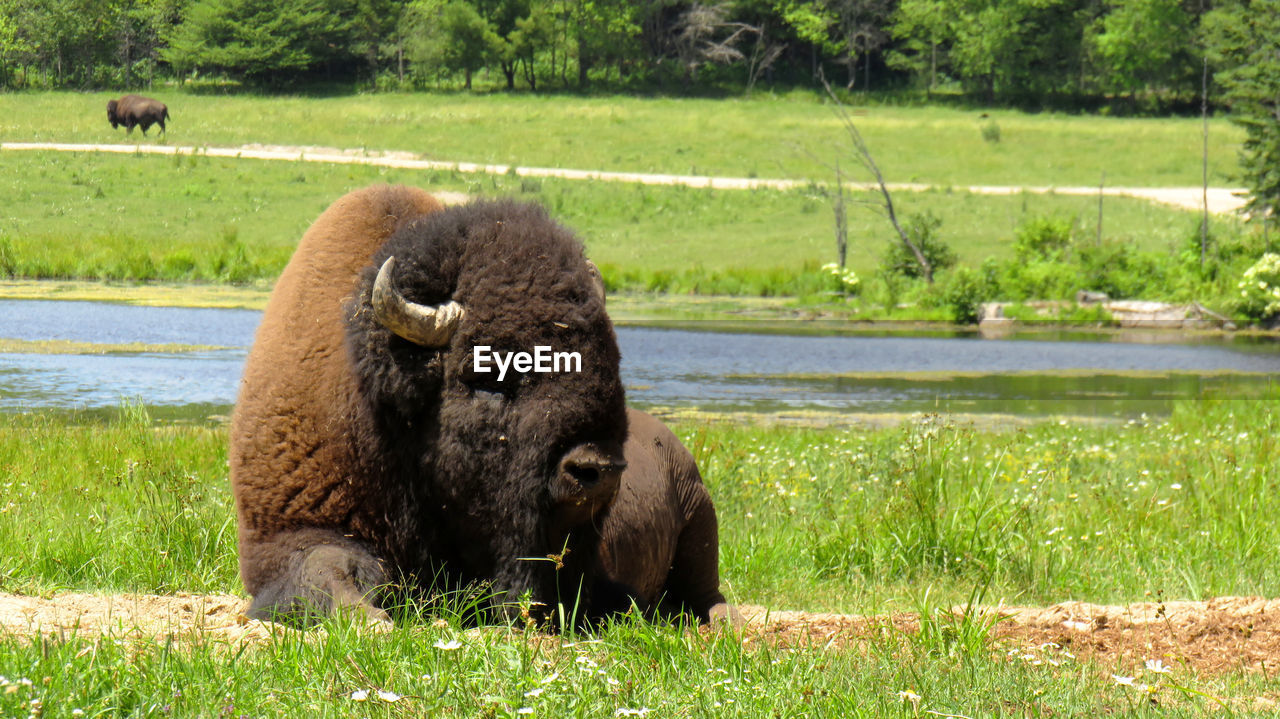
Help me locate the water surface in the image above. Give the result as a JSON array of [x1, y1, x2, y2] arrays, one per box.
[[1, 300, 1276, 417]]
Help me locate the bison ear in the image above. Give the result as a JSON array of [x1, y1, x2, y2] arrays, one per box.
[[585, 260, 605, 305], [372, 256, 466, 347]]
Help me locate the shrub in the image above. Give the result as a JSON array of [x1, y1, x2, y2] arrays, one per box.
[[1014, 216, 1074, 261], [998, 259, 1081, 301], [1075, 239, 1166, 299], [1236, 253, 1280, 321], [981, 120, 1001, 143], [941, 267, 988, 324], [821, 262, 861, 296], [882, 211, 956, 279]]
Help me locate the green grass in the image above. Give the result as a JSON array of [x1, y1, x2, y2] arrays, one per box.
[[1, 610, 1266, 718], [0, 405, 236, 595], [2, 400, 1278, 714], [0, 90, 1247, 188], [5, 400, 1277, 605], [0, 149, 1227, 287]]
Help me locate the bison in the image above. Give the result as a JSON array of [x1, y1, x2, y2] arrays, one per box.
[[106, 94, 169, 135], [231, 184, 731, 626], [594, 408, 733, 623]]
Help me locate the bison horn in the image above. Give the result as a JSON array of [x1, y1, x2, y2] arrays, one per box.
[[372, 256, 465, 347], [585, 260, 605, 304]]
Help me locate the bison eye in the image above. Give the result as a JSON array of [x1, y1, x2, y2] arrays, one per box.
[[467, 373, 523, 399]]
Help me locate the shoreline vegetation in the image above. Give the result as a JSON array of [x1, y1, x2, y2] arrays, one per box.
[[2, 279, 1277, 338]]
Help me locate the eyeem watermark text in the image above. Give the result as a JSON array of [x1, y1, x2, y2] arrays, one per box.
[[473, 346, 582, 381]]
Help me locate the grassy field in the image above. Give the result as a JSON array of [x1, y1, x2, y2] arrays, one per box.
[[0, 90, 1247, 188], [1, 399, 1278, 714], [0, 149, 1218, 288]]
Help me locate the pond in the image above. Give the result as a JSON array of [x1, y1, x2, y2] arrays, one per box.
[[0, 300, 1276, 419]]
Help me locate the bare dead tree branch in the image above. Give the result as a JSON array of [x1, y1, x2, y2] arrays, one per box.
[[675, 3, 782, 93], [819, 72, 933, 283]]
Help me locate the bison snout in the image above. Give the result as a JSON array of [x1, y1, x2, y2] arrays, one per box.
[[554, 443, 625, 510], [563, 454, 626, 488]]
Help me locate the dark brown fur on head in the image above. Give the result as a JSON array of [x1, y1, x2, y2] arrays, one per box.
[[343, 199, 628, 617]]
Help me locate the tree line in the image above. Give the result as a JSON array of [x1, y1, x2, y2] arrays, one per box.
[[0, 0, 1275, 222], [0, 0, 1269, 101]]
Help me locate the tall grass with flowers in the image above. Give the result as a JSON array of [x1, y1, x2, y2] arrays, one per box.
[[2, 396, 1279, 715], [699, 396, 1280, 611]]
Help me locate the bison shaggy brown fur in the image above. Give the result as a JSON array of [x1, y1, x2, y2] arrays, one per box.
[[106, 94, 169, 135], [595, 408, 732, 623], [231, 184, 730, 626]]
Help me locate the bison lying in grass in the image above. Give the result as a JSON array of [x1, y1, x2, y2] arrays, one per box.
[[106, 94, 169, 135], [230, 185, 731, 626]]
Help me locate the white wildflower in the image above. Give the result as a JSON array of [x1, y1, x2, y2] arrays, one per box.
[[433, 639, 463, 650], [896, 689, 922, 710], [350, 689, 370, 701]]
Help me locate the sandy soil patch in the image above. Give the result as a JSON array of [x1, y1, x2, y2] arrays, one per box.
[[4, 592, 1279, 676]]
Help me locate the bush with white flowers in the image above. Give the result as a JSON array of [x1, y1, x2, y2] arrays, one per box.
[[821, 262, 861, 295], [1236, 252, 1280, 321]]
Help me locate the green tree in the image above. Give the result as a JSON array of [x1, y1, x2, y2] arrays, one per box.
[[0, 1, 24, 87], [946, 0, 1089, 99], [115, 0, 183, 86], [347, 0, 401, 81], [162, 0, 350, 82], [773, 0, 894, 88], [475, 0, 530, 89], [1090, 0, 1192, 97], [4, 0, 127, 87], [1204, 0, 1280, 228], [509, 2, 556, 89], [568, 0, 641, 87], [887, 0, 955, 93], [437, 0, 500, 89]]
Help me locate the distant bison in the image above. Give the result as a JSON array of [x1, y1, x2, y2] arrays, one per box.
[[230, 185, 731, 626], [106, 94, 169, 135]]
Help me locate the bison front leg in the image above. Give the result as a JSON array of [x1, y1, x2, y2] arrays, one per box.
[[245, 530, 392, 627], [661, 487, 740, 626]]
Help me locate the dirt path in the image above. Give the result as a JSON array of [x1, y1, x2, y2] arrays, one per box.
[[0, 142, 1248, 215], [3, 592, 1278, 676]]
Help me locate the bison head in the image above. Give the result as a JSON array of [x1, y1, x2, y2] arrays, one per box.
[[106, 99, 120, 128], [345, 199, 627, 621]]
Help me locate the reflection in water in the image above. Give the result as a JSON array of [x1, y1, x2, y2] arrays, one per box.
[[0, 300, 261, 347], [0, 350, 248, 409], [0, 301, 1276, 416]]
